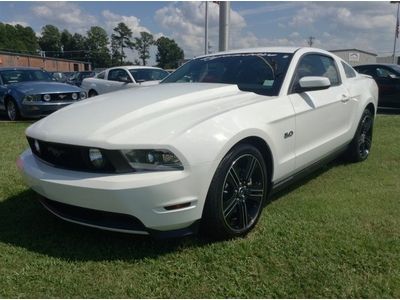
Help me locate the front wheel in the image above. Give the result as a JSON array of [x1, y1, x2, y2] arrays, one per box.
[[346, 109, 374, 162], [88, 90, 98, 98], [202, 144, 268, 239], [6, 99, 20, 121]]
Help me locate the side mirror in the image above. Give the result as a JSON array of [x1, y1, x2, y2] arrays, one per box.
[[119, 76, 131, 83], [297, 76, 331, 92]]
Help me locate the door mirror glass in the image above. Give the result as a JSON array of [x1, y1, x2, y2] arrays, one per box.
[[297, 76, 331, 92], [118, 76, 131, 83]]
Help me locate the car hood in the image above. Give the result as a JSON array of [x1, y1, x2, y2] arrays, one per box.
[[9, 81, 82, 94], [26, 83, 274, 147]]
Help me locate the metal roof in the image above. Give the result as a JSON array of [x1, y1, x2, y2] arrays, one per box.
[[329, 48, 377, 56]]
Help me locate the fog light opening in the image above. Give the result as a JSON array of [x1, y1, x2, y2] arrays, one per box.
[[164, 202, 191, 211]]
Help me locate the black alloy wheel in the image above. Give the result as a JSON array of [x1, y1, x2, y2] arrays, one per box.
[[202, 144, 268, 239], [346, 108, 374, 162]]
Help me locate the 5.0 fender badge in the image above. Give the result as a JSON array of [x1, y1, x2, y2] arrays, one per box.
[[284, 131, 294, 139]]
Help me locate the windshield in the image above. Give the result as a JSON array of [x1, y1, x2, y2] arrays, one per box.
[[389, 64, 400, 75], [129, 68, 170, 82], [0, 69, 53, 84], [162, 53, 293, 96]]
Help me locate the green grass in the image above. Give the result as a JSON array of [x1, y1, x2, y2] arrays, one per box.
[[0, 115, 399, 298]]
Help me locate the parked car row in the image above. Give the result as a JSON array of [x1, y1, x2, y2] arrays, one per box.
[[81, 66, 169, 96], [0, 67, 86, 121], [49, 71, 96, 86], [0, 66, 170, 120]]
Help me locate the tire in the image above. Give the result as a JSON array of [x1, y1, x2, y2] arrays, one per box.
[[346, 109, 374, 163], [201, 143, 268, 239], [88, 90, 98, 98], [6, 99, 20, 121]]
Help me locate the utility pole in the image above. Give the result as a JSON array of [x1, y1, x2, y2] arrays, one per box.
[[219, 1, 230, 51], [204, 1, 209, 55], [392, 1, 400, 63], [307, 36, 315, 47]]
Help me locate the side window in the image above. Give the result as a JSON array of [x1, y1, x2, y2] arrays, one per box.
[[376, 67, 396, 79], [357, 67, 375, 77], [151, 69, 169, 80], [108, 69, 132, 82], [96, 72, 105, 79], [293, 54, 341, 90], [341, 61, 356, 78]]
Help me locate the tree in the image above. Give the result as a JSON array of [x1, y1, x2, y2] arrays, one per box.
[[60, 29, 73, 55], [110, 37, 123, 66], [155, 36, 184, 69], [111, 22, 133, 64], [133, 31, 154, 66], [86, 26, 111, 68], [0, 23, 39, 53], [69, 33, 87, 61], [38, 25, 61, 57]]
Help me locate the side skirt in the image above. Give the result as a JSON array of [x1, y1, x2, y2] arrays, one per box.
[[270, 143, 349, 195]]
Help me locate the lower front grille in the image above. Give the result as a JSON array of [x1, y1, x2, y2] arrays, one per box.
[[40, 198, 147, 233]]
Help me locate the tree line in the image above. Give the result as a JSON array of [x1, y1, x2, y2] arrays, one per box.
[[0, 22, 184, 69]]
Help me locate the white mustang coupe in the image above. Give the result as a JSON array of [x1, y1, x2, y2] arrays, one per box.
[[18, 47, 378, 239]]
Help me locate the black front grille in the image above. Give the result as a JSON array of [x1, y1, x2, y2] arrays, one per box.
[[45, 93, 76, 102], [27, 137, 130, 173], [40, 198, 147, 232]]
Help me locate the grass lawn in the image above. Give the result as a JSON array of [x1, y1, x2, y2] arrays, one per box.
[[0, 114, 399, 298]]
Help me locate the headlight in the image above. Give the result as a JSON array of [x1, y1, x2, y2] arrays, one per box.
[[43, 94, 51, 101], [22, 95, 40, 103], [80, 91, 87, 100], [122, 149, 183, 171], [72, 92, 78, 100], [88, 148, 105, 169]]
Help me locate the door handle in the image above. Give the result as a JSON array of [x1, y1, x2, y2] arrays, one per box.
[[341, 95, 350, 103]]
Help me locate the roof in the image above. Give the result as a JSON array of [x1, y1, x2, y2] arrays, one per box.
[[329, 48, 377, 56], [107, 66, 164, 71], [196, 47, 301, 59], [353, 63, 398, 68], [0, 50, 91, 64]]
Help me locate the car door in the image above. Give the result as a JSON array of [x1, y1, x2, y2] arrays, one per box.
[[107, 69, 137, 93], [288, 53, 352, 172]]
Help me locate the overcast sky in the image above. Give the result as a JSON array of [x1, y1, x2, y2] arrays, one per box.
[[0, 1, 397, 64]]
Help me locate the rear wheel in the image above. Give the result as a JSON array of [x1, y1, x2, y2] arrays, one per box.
[[202, 144, 268, 239], [346, 109, 374, 162], [6, 99, 20, 121]]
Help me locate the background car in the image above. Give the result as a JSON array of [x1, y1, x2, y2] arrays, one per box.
[[19, 47, 378, 239], [354, 64, 400, 108], [67, 71, 96, 87], [0, 67, 86, 121], [81, 66, 169, 97], [49, 72, 68, 83]]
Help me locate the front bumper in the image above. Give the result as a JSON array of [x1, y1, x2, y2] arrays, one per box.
[[18, 150, 211, 236], [20, 102, 75, 118]]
